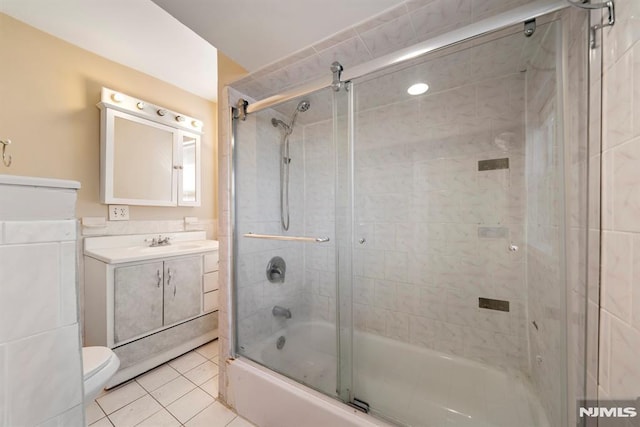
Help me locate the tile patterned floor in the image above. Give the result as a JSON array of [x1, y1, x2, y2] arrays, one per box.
[[86, 340, 254, 427]]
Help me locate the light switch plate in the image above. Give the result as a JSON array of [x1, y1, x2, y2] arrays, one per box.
[[108, 205, 129, 221]]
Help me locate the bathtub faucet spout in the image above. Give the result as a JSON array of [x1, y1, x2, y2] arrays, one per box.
[[272, 305, 292, 319]]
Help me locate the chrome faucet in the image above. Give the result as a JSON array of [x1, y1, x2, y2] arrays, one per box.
[[272, 305, 292, 319], [146, 235, 171, 247]]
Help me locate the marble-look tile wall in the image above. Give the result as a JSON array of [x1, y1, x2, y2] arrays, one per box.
[[347, 71, 528, 370], [0, 184, 84, 426], [231, 0, 534, 101], [233, 105, 308, 357], [598, 0, 640, 402]]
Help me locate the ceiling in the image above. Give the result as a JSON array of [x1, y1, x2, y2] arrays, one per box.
[[1, 0, 404, 102], [0, 0, 219, 100]]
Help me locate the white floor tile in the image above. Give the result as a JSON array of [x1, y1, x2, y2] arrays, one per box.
[[199, 377, 219, 399], [168, 351, 208, 374], [90, 417, 114, 427], [136, 408, 181, 427], [108, 395, 162, 427], [97, 381, 147, 415], [183, 402, 236, 427], [166, 388, 215, 424], [194, 340, 219, 359], [136, 365, 180, 392], [86, 400, 106, 425], [151, 376, 197, 407], [226, 415, 256, 427], [184, 361, 219, 386]]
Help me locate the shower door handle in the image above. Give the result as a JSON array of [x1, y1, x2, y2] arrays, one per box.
[[244, 233, 330, 243]]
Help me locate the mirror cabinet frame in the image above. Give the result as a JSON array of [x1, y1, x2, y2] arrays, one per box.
[[98, 87, 203, 207]]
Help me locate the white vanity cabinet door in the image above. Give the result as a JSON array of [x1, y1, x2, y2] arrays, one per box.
[[114, 261, 164, 343], [163, 256, 202, 325]]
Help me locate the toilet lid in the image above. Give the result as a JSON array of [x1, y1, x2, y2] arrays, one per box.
[[83, 346, 114, 379]]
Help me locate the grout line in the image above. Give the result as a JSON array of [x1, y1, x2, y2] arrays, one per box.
[[93, 347, 223, 427]]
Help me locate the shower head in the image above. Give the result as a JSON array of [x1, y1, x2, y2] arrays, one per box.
[[296, 100, 310, 112], [272, 100, 310, 136], [271, 118, 290, 132], [288, 100, 310, 132]]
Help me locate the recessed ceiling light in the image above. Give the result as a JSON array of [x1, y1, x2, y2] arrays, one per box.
[[407, 83, 429, 96]]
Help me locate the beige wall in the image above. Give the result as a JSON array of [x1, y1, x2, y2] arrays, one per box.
[[599, 0, 640, 400], [0, 13, 217, 221], [217, 51, 248, 96]]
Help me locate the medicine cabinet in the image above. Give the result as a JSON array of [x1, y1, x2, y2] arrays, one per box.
[[98, 87, 203, 207]]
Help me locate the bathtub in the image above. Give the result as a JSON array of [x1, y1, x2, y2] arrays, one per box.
[[227, 321, 549, 427]]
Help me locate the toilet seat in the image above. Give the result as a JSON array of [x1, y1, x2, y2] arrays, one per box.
[[83, 346, 114, 380], [82, 346, 120, 403]]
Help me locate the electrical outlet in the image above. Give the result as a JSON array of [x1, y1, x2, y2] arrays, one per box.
[[108, 205, 129, 221]]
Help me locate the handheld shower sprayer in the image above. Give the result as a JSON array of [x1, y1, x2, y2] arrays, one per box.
[[271, 100, 311, 230]]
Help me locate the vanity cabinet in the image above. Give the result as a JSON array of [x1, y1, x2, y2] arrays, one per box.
[[114, 261, 163, 343], [83, 232, 219, 387], [113, 256, 202, 344], [202, 252, 220, 312], [163, 257, 202, 325]]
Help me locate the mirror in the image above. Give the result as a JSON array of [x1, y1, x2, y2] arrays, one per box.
[[98, 88, 202, 207], [179, 132, 200, 206], [113, 115, 175, 203]]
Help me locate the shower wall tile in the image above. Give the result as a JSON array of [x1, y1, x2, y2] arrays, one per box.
[[358, 14, 417, 58], [230, 0, 531, 101], [599, 0, 640, 407], [342, 69, 528, 371], [602, 0, 640, 69], [611, 136, 640, 232], [602, 50, 634, 150], [410, 0, 472, 39], [316, 37, 373, 69], [601, 231, 633, 322]]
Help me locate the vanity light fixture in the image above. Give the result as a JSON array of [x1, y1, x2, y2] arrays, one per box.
[[111, 92, 124, 103], [407, 83, 429, 96], [157, 109, 166, 116], [136, 102, 145, 110], [176, 115, 186, 123], [191, 120, 201, 128]]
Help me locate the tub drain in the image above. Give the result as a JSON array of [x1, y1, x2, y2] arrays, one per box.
[[276, 336, 286, 350]]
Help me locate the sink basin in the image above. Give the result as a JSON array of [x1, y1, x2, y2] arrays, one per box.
[[85, 239, 219, 264]]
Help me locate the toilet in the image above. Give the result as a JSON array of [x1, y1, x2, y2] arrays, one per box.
[[82, 346, 120, 403]]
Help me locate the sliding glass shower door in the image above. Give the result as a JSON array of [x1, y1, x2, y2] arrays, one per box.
[[233, 86, 350, 400], [346, 18, 566, 427]]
